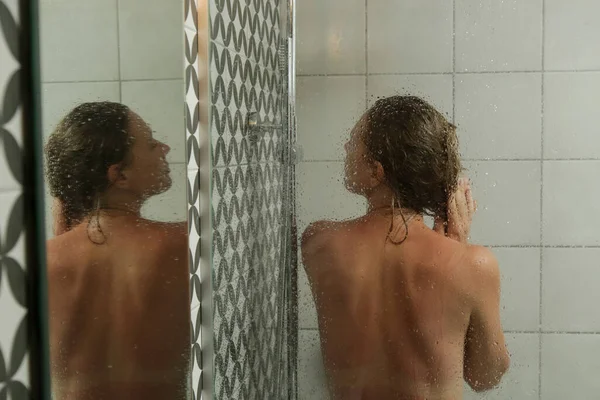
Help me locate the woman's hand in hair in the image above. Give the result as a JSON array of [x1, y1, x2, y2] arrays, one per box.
[[434, 178, 477, 243]]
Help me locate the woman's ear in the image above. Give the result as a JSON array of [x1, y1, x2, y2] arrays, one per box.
[[372, 161, 386, 185], [107, 164, 128, 189], [365, 160, 385, 190]]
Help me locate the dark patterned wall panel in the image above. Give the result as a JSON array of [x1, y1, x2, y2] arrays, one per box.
[[212, 164, 253, 399], [212, 161, 286, 400], [209, 41, 282, 168], [244, 161, 286, 399], [210, 0, 280, 71], [0, 0, 32, 397], [209, 0, 290, 399], [212, 162, 284, 328]]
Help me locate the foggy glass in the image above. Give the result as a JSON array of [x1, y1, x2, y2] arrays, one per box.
[[295, 1, 600, 400]]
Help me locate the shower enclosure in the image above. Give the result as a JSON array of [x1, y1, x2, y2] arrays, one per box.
[[294, 1, 600, 400]]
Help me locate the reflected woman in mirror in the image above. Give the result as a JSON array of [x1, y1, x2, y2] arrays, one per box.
[[45, 102, 190, 399], [301, 96, 510, 400]]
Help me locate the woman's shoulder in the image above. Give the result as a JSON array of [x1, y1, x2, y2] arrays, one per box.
[[135, 219, 188, 245], [145, 219, 187, 232], [301, 219, 345, 246]]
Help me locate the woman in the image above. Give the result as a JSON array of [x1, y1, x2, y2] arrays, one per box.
[[301, 96, 510, 399], [45, 102, 190, 399]]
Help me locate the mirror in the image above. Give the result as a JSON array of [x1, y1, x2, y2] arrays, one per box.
[[39, 0, 193, 398]]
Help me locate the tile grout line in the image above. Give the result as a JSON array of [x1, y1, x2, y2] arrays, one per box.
[[452, 0, 456, 124], [41, 78, 184, 85], [295, 69, 600, 78], [116, 0, 122, 101], [539, 1, 546, 398]]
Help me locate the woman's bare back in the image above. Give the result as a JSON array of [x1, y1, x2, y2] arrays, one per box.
[[46, 216, 190, 399], [302, 214, 497, 400]]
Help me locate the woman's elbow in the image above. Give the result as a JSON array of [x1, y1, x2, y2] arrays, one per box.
[[466, 352, 511, 393]]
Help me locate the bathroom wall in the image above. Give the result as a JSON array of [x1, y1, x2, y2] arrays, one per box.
[[0, 0, 35, 396], [208, 0, 291, 399], [39, 0, 187, 237], [295, 0, 600, 399]]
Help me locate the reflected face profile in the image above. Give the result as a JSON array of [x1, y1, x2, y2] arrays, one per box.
[[45, 103, 172, 230], [123, 111, 172, 199]]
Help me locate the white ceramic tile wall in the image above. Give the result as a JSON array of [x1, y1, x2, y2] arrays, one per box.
[[298, 266, 317, 330], [39, 0, 120, 82], [296, 0, 365, 75], [455, 73, 542, 160], [541, 334, 600, 400], [543, 72, 600, 159], [542, 161, 600, 246], [296, 76, 366, 161], [541, 248, 600, 332], [118, 0, 184, 80], [544, 0, 600, 71], [297, 330, 329, 400], [121, 79, 186, 163], [367, 0, 453, 74], [465, 161, 541, 247], [495, 248, 541, 332], [39, 0, 188, 239], [296, 161, 366, 236], [296, 0, 600, 398], [454, 0, 543, 72]]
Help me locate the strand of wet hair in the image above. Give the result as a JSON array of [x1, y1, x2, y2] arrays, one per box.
[[387, 197, 416, 245], [87, 197, 107, 245]]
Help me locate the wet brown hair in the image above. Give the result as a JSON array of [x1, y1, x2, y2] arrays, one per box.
[[45, 102, 132, 230], [363, 95, 462, 222]]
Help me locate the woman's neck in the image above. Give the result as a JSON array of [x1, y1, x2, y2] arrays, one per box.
[[99, 192, 143, 217], [366, 187, 393, 211], [365, 187, 421, 220]]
